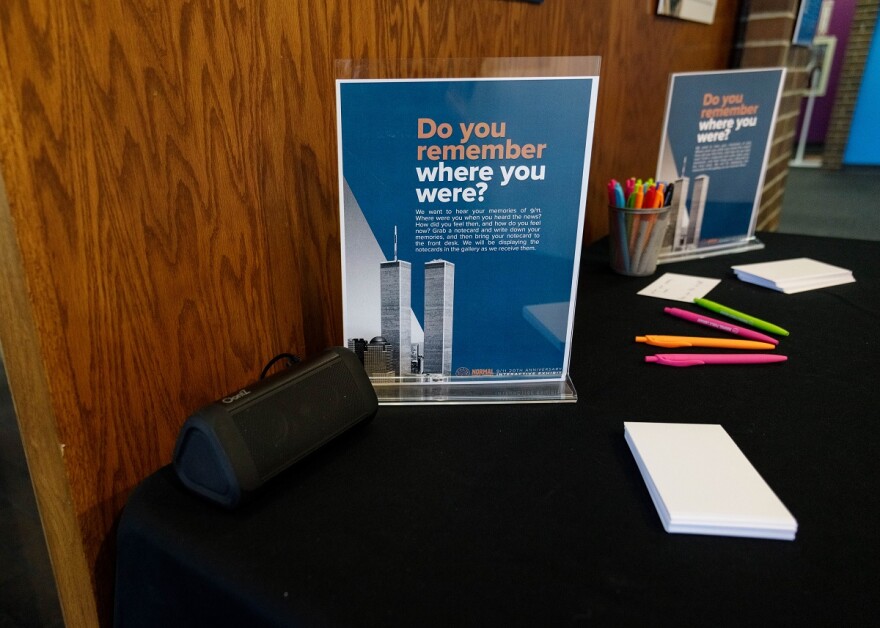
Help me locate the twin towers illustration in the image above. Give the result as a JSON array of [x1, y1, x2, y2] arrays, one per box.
[[379, 226, 454, 377]]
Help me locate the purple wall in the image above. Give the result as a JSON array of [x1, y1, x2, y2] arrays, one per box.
[[801, 0, 857, 144]]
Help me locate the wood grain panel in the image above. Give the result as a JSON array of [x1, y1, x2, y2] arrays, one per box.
[[0, 1, 740, 624]]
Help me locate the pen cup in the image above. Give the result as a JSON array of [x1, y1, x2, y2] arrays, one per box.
[[608, 204, 672, 276]]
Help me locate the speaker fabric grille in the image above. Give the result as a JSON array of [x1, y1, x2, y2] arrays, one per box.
[[232, 361, 362, 481]]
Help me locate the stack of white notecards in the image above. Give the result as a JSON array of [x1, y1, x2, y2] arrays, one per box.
[[624, 422, 797, 540], [731, 257, 855, 293]]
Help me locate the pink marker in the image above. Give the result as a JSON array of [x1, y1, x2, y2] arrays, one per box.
[[663, 307, 779, 345], [645, 354, 787, 367]]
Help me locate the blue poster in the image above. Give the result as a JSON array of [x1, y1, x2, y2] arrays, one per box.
[[656, 68, 785, 261], [793, 0, 823, 46], [336, 75, 598, 387]]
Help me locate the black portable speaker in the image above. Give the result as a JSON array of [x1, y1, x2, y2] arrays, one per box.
[[172, 347, 378, 508]]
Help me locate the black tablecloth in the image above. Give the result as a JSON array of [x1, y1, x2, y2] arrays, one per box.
[[115, 232, 880, 627]]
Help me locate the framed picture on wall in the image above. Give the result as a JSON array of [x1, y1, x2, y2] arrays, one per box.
[[810, 35, 837, 97], [657, 0, 718, 25]]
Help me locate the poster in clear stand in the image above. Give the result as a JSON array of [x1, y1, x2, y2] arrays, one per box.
[[335, 58, 600, 404], [656, 68, 785, 263]]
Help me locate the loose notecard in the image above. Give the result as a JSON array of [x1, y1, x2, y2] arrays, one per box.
[[624, 422, 797, 540], [732, 258, 855, 294], [637, 273, 721, 302]]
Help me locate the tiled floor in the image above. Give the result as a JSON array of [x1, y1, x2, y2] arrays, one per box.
[[778, 165, 880, 241], [0, 163, 877, 627]]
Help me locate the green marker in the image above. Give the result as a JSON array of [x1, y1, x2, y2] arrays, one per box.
[[693, 298, 790, 337]]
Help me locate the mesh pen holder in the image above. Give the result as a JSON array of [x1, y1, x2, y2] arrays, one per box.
[[608, 204, 672, 276]]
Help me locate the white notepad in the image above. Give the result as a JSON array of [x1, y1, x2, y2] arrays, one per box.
[[624, 422, 797, 540], [731, 257, 855, 294]]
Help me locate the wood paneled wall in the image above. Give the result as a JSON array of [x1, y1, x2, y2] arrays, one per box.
[[0, 1, 740, 624]]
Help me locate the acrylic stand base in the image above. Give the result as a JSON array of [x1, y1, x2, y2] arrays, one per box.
[[657, 236, 764, 265], [371, 375, 577, 405]]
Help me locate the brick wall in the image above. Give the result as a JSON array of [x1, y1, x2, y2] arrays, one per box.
[[824, 1, 880, 168], [735, 0, 879, 229], [734, 0, 809, 231]]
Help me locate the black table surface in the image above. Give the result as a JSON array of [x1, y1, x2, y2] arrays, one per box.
[[115, 232, 880, 627]]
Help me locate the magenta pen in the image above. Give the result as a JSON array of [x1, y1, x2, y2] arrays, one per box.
[[663, 307, 779, 346], [645, 354, 787, 367]]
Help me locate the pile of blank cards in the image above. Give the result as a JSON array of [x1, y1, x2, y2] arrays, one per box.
[[624, 422, 797, 540], [731, 257, 854, 294]]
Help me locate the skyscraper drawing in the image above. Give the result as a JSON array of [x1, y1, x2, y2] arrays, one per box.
[[423, 260, 454, 375], [363, 337, 395, 376], [380, 238, 411, 376]]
